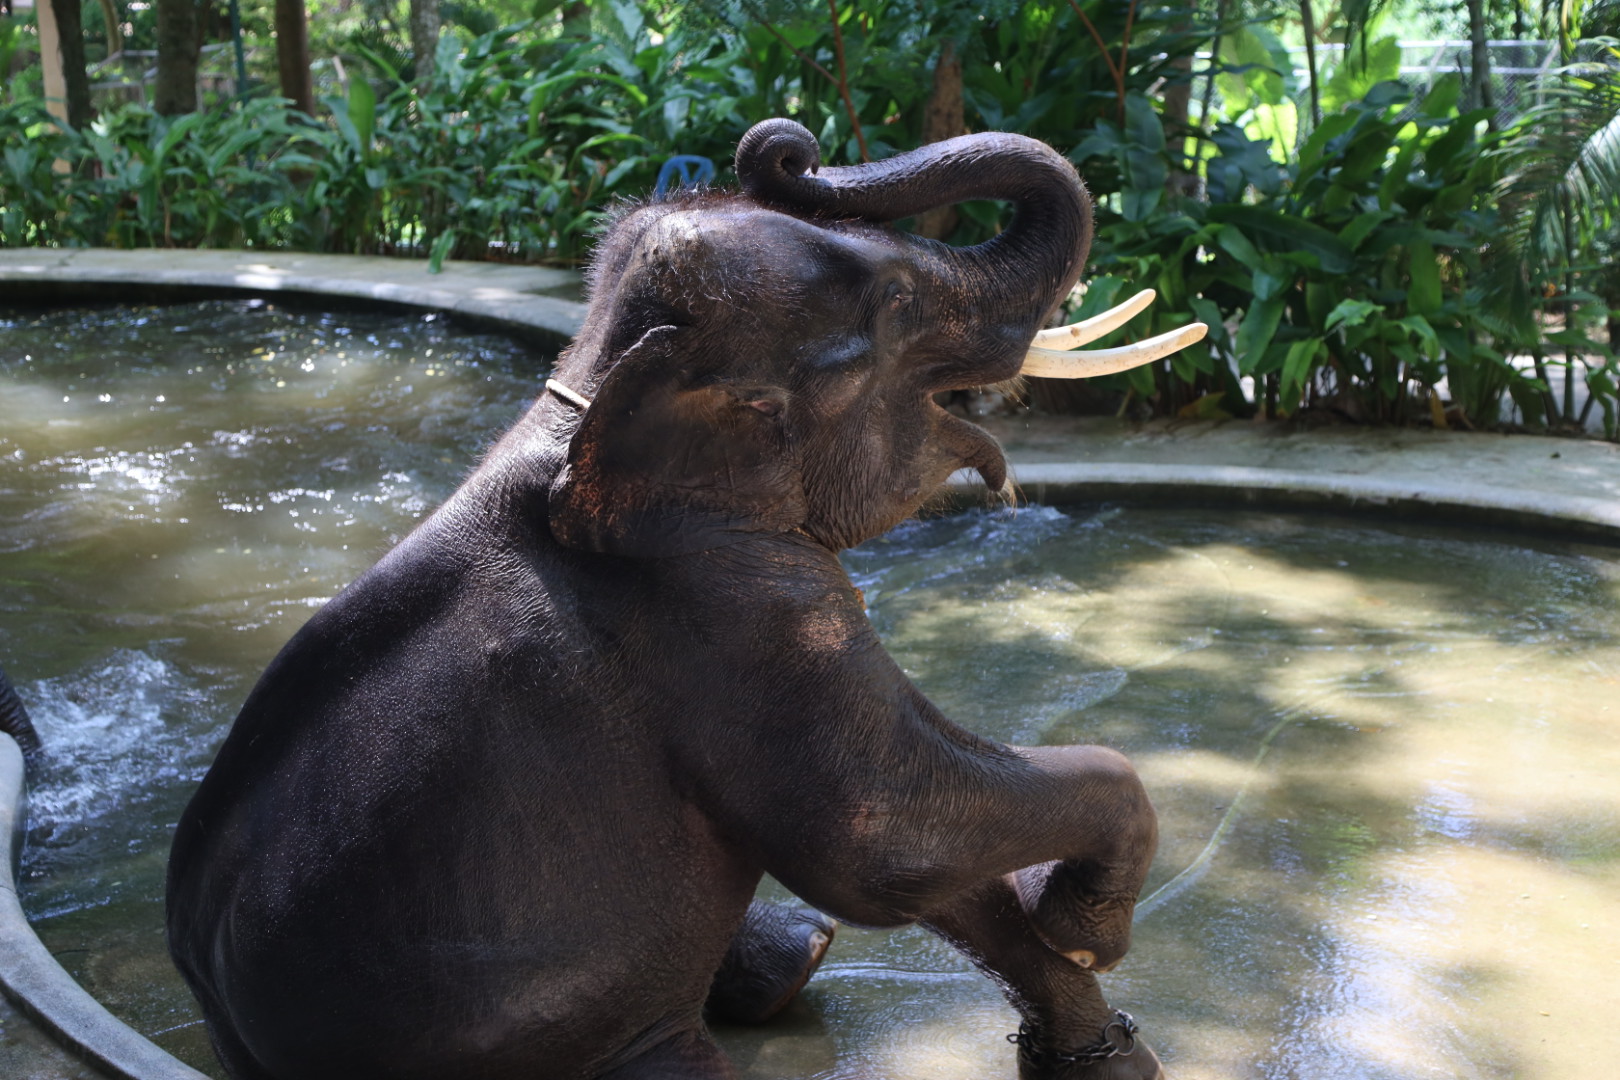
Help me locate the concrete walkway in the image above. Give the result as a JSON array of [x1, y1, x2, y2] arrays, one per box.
[[968, 413, 1620, 542]]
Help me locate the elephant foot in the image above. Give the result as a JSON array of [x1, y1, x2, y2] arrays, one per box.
[[1013, 862, 1137, 973], [706, 902, 836, 1025], [1011, 1011, 1166, 1080]]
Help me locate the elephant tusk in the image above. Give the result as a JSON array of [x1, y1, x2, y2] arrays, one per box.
[[1020, 322, 1210, 379], [1032, 289, 1157, 350]]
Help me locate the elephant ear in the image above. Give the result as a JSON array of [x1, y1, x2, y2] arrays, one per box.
[[548, 326, 806, 558]]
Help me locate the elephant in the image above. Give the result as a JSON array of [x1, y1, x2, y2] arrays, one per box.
[[166, 118, 1205, 1080], [0, 663, 40, 759]]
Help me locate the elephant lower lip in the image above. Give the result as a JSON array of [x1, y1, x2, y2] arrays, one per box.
[[933, 405, 1008, 494]]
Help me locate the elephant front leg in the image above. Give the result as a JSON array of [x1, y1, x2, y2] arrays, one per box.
[[922, 877, 1165, 1080], [1003, 745, 1157, 974], [705, 900, 836, 1024]]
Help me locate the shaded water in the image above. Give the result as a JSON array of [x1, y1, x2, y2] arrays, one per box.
[[3, 302, 1618, 1079]]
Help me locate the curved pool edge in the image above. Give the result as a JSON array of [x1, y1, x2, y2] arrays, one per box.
[[0, 248, 588, 349], [1, 734, 211, 1080], [946, 461, 1620, 544]]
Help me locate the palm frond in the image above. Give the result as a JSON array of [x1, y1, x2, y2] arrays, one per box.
[[1487, 54, 1620, 315], [1585, 0, 1620, 38]]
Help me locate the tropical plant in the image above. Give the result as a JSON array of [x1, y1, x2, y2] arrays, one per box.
[[1061, 77, 1549, 428], [1485, 39, 1620, 434]]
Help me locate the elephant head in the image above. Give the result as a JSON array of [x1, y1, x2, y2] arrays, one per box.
[[545, 118, 1203, 557]]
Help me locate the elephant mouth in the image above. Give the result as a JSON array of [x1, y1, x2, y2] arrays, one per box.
[[931, 288, 1210, 499], [931, 401, 1009, 496]]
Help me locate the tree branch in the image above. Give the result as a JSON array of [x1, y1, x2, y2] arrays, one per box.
[[827, 0, 869, 162], [748, 9, 838, 85], [1066, 0, 1125, 122]]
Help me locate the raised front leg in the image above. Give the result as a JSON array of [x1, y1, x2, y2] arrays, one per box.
[[922, 877, 1165, 1080], [744, 730, 1157, 968]]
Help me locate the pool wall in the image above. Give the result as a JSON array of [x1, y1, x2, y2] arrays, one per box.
[[3, 733, 210, 1079]]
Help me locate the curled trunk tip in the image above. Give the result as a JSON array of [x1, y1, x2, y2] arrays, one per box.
[[731, 118, 1093, 329], [735, 119, 823, 204]]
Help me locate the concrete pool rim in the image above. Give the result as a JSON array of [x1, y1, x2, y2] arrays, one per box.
[[2, 735, 213, 1079], [4, 248, 1620, 1079], [946, 460, 1620, 545]]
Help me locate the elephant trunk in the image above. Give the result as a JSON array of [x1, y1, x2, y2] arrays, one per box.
[[734, 118, 1092, 340], [0, 665, 41, 759]]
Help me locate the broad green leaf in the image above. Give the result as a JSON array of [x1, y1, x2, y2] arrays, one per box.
[[1395, 315, 1441, 360], [1235, 296, 1285, 374], [1407, 239, 1441, 316], [348, 77, 377, 162], [1218, 26, 1288, 115], [1280, 337, 1323, 411], [1126, 362, 1157, 397], [1209, 205, 1355, 274], [1339, 209, 1392, 251], [1419, 73, 1463, 118], [1252, 264, 1292, 302], [427, 229, 456, 274], [1326, 298, 1381, 332], [1120, 96, 1166, 222], [1216, 224, 1263, 271], [1192, 296, 1224, 351]]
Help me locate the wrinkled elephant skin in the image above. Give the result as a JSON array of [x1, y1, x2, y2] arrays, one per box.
[[166, 120, 1164, 1080]]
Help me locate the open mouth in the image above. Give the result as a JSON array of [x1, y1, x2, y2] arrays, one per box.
[[938, 290, 1210, 496]]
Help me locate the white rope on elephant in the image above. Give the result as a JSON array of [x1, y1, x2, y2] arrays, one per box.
[[545, 378, 593, 409]]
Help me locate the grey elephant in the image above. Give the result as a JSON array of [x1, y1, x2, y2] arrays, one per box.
[[166, 118, 1203, 1080]]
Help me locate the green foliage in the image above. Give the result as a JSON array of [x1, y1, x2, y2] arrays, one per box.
[[1072, 77, 1572, 428], [0, 20, 757, 262], [4, 0, 1618, 436], [1484, 43, 1620, 434]]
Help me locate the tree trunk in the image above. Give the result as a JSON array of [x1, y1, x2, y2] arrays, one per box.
[[1162, 30, 1197, 199], [560, 2, 590, 35], [97, 0, 124, 56], [409, 0, 440, 87], [1465, 0, 1494, 123], [1198, 0, 1231, 159], [275, 0, 314, 114], [1299, 0, 1321, 127], [912, 41, 964, 240], [45, 0, 94, 129], [154, 0, 200, 115]]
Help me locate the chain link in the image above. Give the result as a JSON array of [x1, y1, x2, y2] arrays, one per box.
[[1007, 1010, 1140, 1068]]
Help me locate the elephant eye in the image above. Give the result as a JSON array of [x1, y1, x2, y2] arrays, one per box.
[[883, 280, 914, 312]]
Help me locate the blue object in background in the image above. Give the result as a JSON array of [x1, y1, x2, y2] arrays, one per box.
[[655, 155, 716, 195]]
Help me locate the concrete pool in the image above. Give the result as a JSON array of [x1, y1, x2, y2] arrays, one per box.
[[3, 299, 1618, 1080]]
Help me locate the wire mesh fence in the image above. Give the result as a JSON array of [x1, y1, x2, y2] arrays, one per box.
[[1287, 40, 1563, 125]]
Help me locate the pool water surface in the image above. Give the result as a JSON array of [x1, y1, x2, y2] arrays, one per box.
[[2, 301, 1617, 1080]]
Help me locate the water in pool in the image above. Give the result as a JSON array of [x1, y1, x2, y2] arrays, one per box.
[[2, 301, 1617, 1080]]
